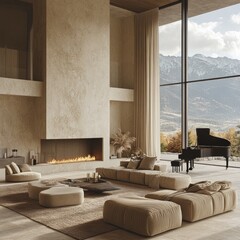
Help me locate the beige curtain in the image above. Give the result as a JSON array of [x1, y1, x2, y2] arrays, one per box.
[[134, 8, 160, 158]]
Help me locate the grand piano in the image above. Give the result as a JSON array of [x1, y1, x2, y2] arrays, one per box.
[[179, 128, 231, 173]]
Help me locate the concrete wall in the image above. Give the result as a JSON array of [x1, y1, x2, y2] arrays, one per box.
[[0, 2, 136, 163], [45, 0, 110, 160], [0, 95, 39, 160]]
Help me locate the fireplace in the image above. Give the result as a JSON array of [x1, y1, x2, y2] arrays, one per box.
[[40, 138, 103, 164]]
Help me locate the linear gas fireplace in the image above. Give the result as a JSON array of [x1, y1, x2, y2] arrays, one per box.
[[40, 138, 103, 164]]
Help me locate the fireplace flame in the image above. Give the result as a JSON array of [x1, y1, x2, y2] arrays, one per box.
[[48, 154, 96, 164]]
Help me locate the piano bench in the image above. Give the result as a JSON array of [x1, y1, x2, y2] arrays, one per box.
[[171, 160, 184, 173]]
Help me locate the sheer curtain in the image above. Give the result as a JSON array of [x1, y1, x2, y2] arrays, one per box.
[[134, 8, 160, 158]]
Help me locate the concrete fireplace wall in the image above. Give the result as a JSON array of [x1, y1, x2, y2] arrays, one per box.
[[0, 2, 135, 164], [44, 0, 110, 160]]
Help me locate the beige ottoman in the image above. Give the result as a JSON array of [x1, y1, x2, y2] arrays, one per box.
[[39, 187, 84, 207], [103, 195, 182, 236], [28, 180, 68, 200], [145, 188, 237, 222]]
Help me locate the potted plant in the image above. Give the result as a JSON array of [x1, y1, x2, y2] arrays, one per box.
[[111, 129, 136, 158]]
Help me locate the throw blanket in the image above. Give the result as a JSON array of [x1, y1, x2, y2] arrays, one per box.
[[186, 180, 232, 195], [162, 180, 232, 200]]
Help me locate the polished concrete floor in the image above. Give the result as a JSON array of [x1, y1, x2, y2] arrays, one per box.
[[0, 162, 239, 240]]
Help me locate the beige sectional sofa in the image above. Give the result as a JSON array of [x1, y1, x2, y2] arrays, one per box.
[[99, 158, 237, 237], [102, 178, 237, 237], [96, 166, 191, 190]]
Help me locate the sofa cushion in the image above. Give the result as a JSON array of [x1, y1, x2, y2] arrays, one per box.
[[129, 171, 145, 185], [10, 162, 21, 174], [5, 165, 13, 175], [144, 171, 160, 186], [159, 173, 191, 190], [127, 160, 140, 169], [117, 169, 131, 182], [138, 156, 157, 170], [18, 163, 32, 172], [147, 173, 191, 190], [96, 167, 124, 180]]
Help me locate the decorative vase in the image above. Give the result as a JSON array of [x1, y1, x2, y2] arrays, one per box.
[[117, 151, 122, 158]]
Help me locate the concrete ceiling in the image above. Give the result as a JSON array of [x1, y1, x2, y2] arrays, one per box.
[[110, 0, 178, 13], [110, 0, 240, 20], [158, 0, 240, 26]]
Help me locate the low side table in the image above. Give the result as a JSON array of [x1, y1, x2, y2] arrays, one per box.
[[0, 156, 25, 168]]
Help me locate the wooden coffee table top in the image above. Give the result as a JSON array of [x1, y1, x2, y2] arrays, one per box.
[[61, 178, 120, 193]]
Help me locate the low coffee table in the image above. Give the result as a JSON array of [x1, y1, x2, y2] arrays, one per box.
[[61, 178, 120, 193]]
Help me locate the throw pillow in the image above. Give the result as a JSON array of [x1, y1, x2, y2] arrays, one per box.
[[5, 165, 13, 175], [138, 156, 157, 170], [10, 162, 21, 174], [18, 164, 32, 172], [127, 160, 141, 169]]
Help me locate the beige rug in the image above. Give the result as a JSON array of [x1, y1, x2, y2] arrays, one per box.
[[0, 181, 151, 240]]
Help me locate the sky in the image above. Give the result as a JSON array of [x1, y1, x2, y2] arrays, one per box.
[[159, 3, 240, 60]]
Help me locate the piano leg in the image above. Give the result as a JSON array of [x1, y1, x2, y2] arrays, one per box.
[[185, 159, 195, 173], [185, 160, 189, 173], [226, 157, 229, 169], [189, 159, 194, 170]]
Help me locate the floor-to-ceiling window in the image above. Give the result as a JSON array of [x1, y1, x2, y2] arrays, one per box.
[[160, 0, 240, 165], [159, 2, 182, 154]]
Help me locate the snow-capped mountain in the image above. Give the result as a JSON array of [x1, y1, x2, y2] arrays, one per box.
[[160, 54, 240, 133]]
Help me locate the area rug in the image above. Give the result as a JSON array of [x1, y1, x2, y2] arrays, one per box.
[[0, 181, 151, 240]]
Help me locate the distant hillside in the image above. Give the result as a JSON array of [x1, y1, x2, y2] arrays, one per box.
[[160, 54, 240, 133]]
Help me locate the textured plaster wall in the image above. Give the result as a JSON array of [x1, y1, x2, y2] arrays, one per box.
[[0, 78, 42, 97], [0, 95, 39, 161], [110, 9, 135, 89], [45, 0, 110, 160], [110, 7, 135, 153]]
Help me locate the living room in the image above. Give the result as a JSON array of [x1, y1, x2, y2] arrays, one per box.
[[0, 0, 240, 239]]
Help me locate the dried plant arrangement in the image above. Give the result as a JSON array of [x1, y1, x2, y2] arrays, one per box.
[[111, 129, 136, 157]]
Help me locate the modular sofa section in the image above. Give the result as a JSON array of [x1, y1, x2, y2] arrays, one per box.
[[96, 167, 191, 190], [145, 188, 237, 222], [103, 195, 182, 236]]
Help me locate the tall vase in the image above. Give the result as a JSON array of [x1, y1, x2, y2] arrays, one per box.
[[117, 151, 122, 158]]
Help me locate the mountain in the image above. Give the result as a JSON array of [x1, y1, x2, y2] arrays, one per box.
[[160, 54, 240, 133]]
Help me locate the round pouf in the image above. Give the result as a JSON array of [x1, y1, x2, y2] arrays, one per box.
[[28, 181, 68, 200], [39, 187, 84, 207]]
